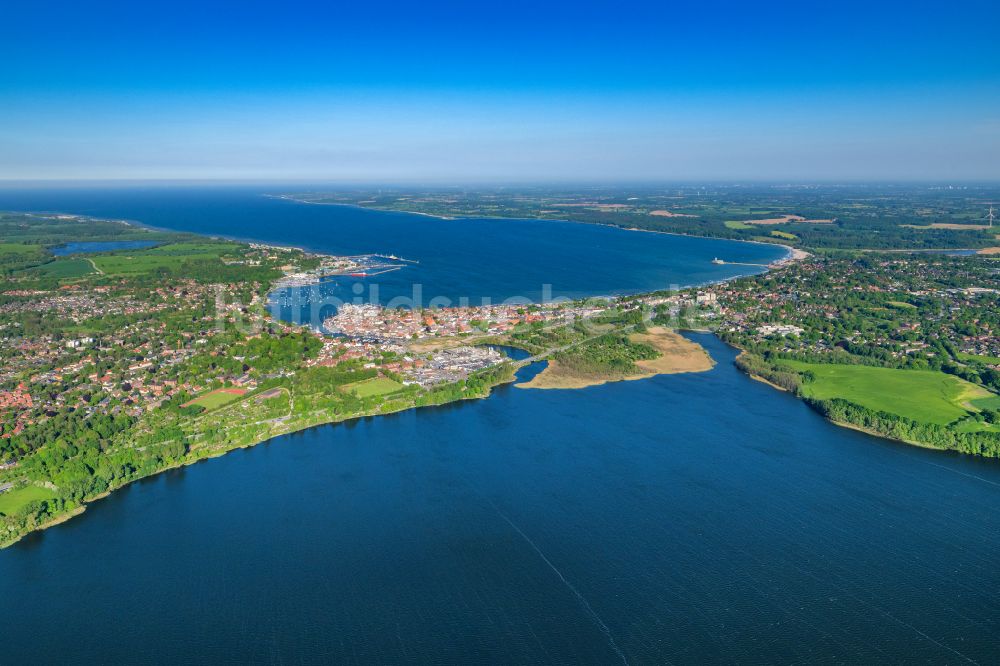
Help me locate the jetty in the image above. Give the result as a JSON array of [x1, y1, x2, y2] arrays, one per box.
[[373, 253, 419, 264], [711, 258, 769, 268], [347, 253, 420, 264]]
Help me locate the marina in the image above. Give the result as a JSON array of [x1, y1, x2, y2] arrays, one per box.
[[273, 253, 409, 288], [0, 188, 995, 664]]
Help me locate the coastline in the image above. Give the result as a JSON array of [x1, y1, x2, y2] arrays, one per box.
[[1, 360, 524, 549], [825, 419, 945, 452], [729, 346, 965, 455], [516, 327, 715, 390], [267, 194, 460, 220], [270, 196, 990, 262], [19, 203, 976, 547], [0, 204, 806, 548], [261, 195, 794, 300], [270, 194, 798, 267]]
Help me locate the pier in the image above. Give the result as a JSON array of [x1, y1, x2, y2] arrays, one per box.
[[711, 258, 769, 268], [276, 252, 415, 287], [349, 265, 404, 278], [346, 253, 420, 264], [373, 253, 419, 264]]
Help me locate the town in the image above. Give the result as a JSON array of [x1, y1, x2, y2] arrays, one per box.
[[323, 301, 604, 341], [6, 208, 1000, 551], [704, 255, 1000, 368]]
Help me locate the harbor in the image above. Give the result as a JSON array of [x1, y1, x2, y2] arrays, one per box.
[[274, 253, 410, 288]]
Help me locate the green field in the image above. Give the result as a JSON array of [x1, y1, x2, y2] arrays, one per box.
[[968, 395, 1000, 411], [1, 242, 50, 273], [143, 242, 237, 256], [770, 230, 798, 240], [957, 351, 1000, 365], [779, 360, 993, 425], [0, 243, 44, 257], [0, 485, 57, 516], [724, 221, 755, 230], [187, 389, 246, 410], [24, 258, 96, 278], [954, 418, 1000, 434], [343, 377, 404, 398], [92, 242, 236, 275]]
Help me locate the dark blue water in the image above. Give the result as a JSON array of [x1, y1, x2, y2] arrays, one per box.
[[2, 186, 999, 663], [52, 240, 159, 255], [2, 336, 999, 663], [0, 186, 784, 313]]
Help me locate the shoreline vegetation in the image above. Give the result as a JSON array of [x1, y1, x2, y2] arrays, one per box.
[[517, 327, 714, 390], [4, 187, 1000, 547], [734, 345, 994, 452], [4, 366, 520, 548], [731, 349, 1000, 458], [0, 212, 530, 547], [273, 193, 801, 267], [2, 209, 766, 548], [277, 186, 1000, 251], [268, 194, 461, 220]]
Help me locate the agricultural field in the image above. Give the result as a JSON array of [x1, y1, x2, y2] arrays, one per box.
[[302, 184, 1000, 251], [0, 485, 57, 516], [23, 258, 96, 279], [0, 243, 45, 258], [144, 242, 238, 256], [343, 377, 404, 398], [0, 242, 50, 274], [91, 242, 237, 275], [778, 360, 994, 425], [0, 212, 180, 245], [968, 394, 1000, 411]]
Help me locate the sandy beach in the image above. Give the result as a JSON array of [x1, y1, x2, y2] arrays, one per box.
[[517, 326, 715, 390]]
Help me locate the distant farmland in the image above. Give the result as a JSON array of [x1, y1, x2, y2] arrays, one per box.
[[23, 258, 96, 279], [92, 242, 238, 275]]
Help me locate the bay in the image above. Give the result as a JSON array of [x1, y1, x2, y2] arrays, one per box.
[[0, 187, 998, 663]]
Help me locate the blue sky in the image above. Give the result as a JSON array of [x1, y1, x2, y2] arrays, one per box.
[[2, 0, 998, 181]]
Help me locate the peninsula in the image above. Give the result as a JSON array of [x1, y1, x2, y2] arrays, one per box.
[[0, 211, 715, 547], [5, 183, 1000, 549], [279, 186, 1000, 456]]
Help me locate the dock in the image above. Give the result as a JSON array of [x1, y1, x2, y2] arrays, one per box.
[[374, 253, 419, 264], [349, 265, 404, 278], [346, 253, 420, 264], [276, 253, 414, 286], [711, 258, 769, 268]]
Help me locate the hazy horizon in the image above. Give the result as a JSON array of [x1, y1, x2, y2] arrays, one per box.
[[2, 179, 999, 188]]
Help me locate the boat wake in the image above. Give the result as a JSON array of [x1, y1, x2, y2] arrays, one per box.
[[487, 499, 634, 665]]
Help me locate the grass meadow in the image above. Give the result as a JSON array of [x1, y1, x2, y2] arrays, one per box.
[[779, 360, 994, 425]]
